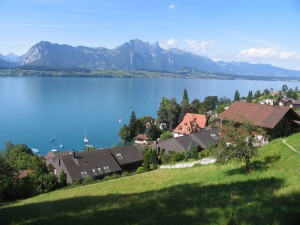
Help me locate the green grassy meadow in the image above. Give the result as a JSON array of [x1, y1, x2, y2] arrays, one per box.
[[1, 134, 300, 225]]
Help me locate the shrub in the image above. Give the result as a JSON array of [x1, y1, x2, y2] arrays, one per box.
[[136, 166, 144, 174], [198, 149, 212, 159], [161, 154, 171, 164], [171, 151, 185, 162]]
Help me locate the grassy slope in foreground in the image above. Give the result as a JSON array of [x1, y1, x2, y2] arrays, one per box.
[[1, 134, 300, 225]]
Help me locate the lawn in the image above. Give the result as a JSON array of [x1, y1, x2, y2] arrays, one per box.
[[1, 134, 300, 225]]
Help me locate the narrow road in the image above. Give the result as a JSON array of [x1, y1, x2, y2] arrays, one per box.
[[282, 139, 300, 155]]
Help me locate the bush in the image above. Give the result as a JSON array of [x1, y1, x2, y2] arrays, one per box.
[[82, 175, 95, 184], [171, 151, 185, 162], [136, 166, 144, 174], [161, 154, 172, 164], [198, 149, 212, 159]]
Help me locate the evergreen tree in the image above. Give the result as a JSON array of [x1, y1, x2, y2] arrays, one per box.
[[179, 89, 190, 122], [59, 170, 68, 187], [247, 90, 253, 102], [150, 149, 158, 168], [128, 111, 137, 138], [143, 151, 150, 172], [234, 90, 240, 102]]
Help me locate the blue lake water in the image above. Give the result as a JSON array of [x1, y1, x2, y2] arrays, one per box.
[[0, 77, 299, 155]]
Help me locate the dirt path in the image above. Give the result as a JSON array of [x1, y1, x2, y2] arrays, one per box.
[[282, 139, 300, 155]]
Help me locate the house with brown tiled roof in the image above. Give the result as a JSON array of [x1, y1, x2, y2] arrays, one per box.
[[173, 113, 207, 137], [134, 134, 149, 144], [218, 102, 300, 139]]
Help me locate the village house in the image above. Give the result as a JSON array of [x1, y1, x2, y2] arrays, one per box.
[[279, 98, 300, 109], [134, 134, 149, 144], [108, 145, 144, 170], [46, 145, 144, 184], [173, 113, 207, 137], [218, 102, 300, 140], [154, 128, 220, 155]]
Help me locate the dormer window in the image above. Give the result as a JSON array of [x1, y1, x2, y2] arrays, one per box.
[[116, 153, 122, 157]]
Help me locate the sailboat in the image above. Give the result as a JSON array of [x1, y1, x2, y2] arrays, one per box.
[[84, 128, 89, 144], [50, 132, 55, 142], [31, 137, 39, 153], [60, 137, 64, 149]]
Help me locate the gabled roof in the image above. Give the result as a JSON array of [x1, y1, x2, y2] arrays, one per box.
[[59, 149, 122, 181], [155, 129, 220, 153], [173, 113, 207, 135], [108, 145, 144, 166], [135, 134, 148, 141], [190, 129, 220, 148], [218, 102, 299, 129]]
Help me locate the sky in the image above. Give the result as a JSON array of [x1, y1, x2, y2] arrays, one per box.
[[0, 0, 300, 70]]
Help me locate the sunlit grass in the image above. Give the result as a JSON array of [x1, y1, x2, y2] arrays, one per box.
[[1, 134, 300, 224]]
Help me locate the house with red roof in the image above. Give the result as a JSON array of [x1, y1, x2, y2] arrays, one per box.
[[173, 113, 207, 137]]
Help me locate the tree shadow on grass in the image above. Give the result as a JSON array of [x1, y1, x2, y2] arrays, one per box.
[[1, 177, 300, 225], [227, 155, 281, 175]]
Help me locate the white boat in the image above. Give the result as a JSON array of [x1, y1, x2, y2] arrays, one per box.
[[84, 128, 89, 143], [51, 149, 58, 153], [31, 148, 39, 153], [31, 138, 39, 153], [60, 137, 64, 149]]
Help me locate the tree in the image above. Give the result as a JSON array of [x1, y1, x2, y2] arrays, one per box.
[[146, 124, 162, 141], [217, 122, 259, 172], [159, 131, 173, 140], [204, 96, 219, 111], [254, 90, 261, 98], [263, 89, 270, 96], [286, 88, 298, 99], [179, 89, 190, 122], [59, 170, 68, 187], [247, 91, 253, 102], [150, 149, 158, 169], [190, 99, 201, 114], [30, 155, 47, 177], [185, 141, 198, 159], [0, 154, 16, 201], [157, 97, 181, 131], [6, 144, 34, 170], [143, 151, 150, 172], [282, 84, 288, 93], [128, 111, 137, 138], [118, 124, 131, 145], [234, 90, 240, 102]]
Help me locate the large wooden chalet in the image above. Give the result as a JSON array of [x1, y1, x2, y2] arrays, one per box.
[[218, 102, 300, 139]]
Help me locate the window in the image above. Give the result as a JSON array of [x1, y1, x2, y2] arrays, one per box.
[[92, 169, 96, 173], [98, 168, 102, 171], [104, 166, 110, 170], [116, 153, 122, 157]]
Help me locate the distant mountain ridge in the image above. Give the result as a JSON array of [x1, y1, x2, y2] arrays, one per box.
[[1, 39, 300, 77]]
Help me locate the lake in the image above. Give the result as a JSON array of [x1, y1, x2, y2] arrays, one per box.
[[0, 77, 299, 155]]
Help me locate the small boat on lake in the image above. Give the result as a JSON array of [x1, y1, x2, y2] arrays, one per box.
[[84, 128, 89, 144], [50, 136, 55, 142], [60, 137, 64, 149], [31, 137, 39, 153]]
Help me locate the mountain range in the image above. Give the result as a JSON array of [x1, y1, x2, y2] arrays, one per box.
[[1, 39, 299, 77]]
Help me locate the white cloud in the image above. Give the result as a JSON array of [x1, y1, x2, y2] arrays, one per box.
[[236, 46, 297, 60], [168, 4, 177, 10], [159, 38, 216, 55]]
